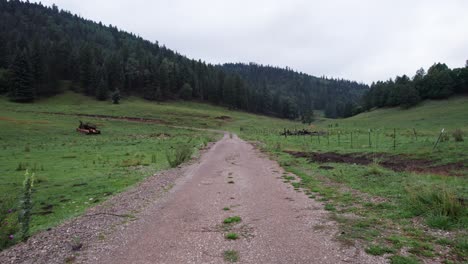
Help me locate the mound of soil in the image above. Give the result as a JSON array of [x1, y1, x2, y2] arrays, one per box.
[[284, 150, 466, 176]]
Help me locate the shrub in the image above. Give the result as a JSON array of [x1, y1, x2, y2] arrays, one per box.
[[452, 129, 464, 142], [166, 144, 193, 168]]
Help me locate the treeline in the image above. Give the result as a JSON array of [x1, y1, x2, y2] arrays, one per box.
[[0, 0, 368, 120], [362, 62, 468, 110], [222, 63, 368, 119]]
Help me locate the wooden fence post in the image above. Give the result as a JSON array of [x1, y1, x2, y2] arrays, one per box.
[[433, 128, 445, 150], [368, 129, 372, 147]]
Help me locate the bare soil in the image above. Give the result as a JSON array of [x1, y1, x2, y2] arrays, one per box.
[[0, 135, 386, 264], [285, 150, 466, 176]]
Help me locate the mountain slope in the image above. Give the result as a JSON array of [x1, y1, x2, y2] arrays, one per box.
[[0, 0, 365, 119]]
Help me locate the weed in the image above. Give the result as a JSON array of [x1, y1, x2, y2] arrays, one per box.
[[19, 170, 34, 241], [406, 185, 464, 229], [16, 162, 27, 171], [166, 144, 193, 168], [223, 250, 239, 262], [223, 216, 242, 224], [452, 129, 464, 142], [70, 236, 82, 251], [324, 204, 336, 211], [389, 255, 420, 264], [223, 207, 230, 211], [0, 196, 19, 250], [453, 236, 467, 259], [225, 233, 239, 240], [365, 245, 396, 256]]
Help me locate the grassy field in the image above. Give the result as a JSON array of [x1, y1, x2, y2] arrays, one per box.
[[1, 92, 467, 262], [236, 97, 468, 263], [0, 91, 296, 247]]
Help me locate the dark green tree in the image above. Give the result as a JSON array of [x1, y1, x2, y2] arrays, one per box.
[[96, 78, 108, 101], [179, 83, 193, 100], [112, 89, 121, 104], [10, 51, 34, 102]]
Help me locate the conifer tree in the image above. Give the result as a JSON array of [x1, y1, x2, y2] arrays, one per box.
[[10, 51, 34, 102]]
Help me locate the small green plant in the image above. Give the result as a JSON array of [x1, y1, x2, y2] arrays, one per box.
[[223, 207, 230, 211], [166, 144, 193, 168], [18, 170, 35, 241], [453, 236, 467, 259], [223, 216, 242, 224], [365, 245, 396, 256], [389, 255, 420, 264], [16, 162, 27, 171], [71, 236, 83, 251], [0, 196, 19, 250], [324, 204, 336, 211], [223, 250, 239, 262], [452, 129, 464, 142], [440, 132, 450, 142], [225, 233, 239, 240]]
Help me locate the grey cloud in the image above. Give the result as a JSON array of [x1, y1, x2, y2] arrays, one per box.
[[39, 0, 468, 84]]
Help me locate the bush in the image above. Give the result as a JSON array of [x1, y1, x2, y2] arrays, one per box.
[[406, 185, 465, 229], [166, 144, 193, 168], [452, 129, 464, 142]]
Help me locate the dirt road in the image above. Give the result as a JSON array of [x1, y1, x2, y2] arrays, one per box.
[[82, 134, 384, 264]]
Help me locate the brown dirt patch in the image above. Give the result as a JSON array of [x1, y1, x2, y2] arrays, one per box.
[[18, 111, 168, 124], [285, 150, 466, 176], [0, 116, 50, 124]]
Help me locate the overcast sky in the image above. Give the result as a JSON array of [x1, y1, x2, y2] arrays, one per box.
[[38, 0, 468, 84]]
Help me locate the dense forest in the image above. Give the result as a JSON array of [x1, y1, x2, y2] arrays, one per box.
[[0, 0, 368, 120], [222, 63, 368, 120], [362, 62, 468, 110]]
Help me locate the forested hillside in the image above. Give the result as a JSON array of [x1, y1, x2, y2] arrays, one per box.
[[0, 0, 367, 120], [222, 63, 368, 119], [362, 62, 468, 110]]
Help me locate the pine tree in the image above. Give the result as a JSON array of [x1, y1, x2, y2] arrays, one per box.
[[112, 89, 121, 104], [96, 78, 108, 101], [79, 45, 94, 95], [179, 83, 193, 100], [10, 51, 34, 102]]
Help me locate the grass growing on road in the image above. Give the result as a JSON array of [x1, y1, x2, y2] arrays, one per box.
[[223, 250, 239, 262], [223, 216, 242, 224], [225, 233, 239, 240]]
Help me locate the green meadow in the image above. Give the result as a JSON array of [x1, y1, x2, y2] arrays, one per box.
[[1, 92, 467, 262], [236, 97, 468, 262]]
